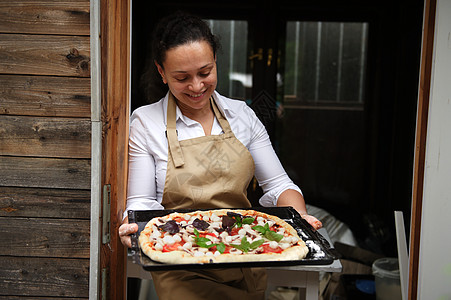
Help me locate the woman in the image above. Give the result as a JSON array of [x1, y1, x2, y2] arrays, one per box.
[[119, 12, 322, 299]]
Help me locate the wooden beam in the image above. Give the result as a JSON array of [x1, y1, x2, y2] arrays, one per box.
[[409, 0, 436, 299], [100, 0, 130, 299]]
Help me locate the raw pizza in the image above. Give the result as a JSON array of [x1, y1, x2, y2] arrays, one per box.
[[138, 209, 309, 264]]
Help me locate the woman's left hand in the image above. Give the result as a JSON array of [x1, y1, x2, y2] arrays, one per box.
[[301, 214, 322, 230], [276, 190, 323, 230]]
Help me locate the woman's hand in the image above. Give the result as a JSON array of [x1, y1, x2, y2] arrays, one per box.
[[118, 217, 138, 248], [301, 214, 323, 230], [277, 189, 323, 230]]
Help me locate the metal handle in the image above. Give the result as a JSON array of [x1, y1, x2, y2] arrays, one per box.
[[249, 48, 274, 68], [249, 48, 263, 69], [267, 48, 273, 67], [249, 48, 263, 61]]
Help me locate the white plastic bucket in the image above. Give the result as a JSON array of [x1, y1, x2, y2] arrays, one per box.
[[372, 257, 402, 300]]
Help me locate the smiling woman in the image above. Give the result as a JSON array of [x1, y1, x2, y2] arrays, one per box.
[[119, 10, 323, 300], [118, 0, 430, 298]]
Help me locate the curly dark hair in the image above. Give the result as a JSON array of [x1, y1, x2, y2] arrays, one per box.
[[152, 11, 221, 67], [139, 11, 221, 103]]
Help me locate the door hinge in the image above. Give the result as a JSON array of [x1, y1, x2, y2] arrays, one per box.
[[102, 184, 111, 244]]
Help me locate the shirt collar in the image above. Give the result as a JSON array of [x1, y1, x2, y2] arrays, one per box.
[[212, 91, 236, 119]]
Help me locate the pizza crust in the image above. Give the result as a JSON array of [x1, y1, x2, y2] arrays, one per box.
[[139, 209, 309, 264]]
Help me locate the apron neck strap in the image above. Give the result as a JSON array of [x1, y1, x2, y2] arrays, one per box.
[[166, 93, 185, 167], [166, 93, 233, 168], [210, 97, 233, 134]]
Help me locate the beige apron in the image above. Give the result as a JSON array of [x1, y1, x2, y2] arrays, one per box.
[[151, 93, 267, 300]]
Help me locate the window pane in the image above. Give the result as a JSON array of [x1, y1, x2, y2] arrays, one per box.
[[283, 21, 368, 107], [206, 20, 250, 100]]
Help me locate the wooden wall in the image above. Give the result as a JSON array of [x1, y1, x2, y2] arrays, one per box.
[[0, 0, 91, 298]]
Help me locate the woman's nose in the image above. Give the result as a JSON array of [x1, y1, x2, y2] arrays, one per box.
[[189, 77, 204, 92]]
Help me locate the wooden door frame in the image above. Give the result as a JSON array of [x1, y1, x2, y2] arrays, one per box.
[[98, 0, 131, 298], [409, 0, 436, 299]]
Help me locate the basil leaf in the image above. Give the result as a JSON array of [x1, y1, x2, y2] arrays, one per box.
[[253, 223, 283, 242], [252, 225, 267, 234], [195, 237, 211, 243], [264, 230, 284, 242], [216, 242, 226, 254], [242, 217, 255, 225], [158, 220, 180, 234], [231, 244, 243, 251], [233, 216, 242, 228], [231, 237, 252, 253], [192, 218, 210, 231], [222, 216, 236, 231], [241, 236, 251, 247], [250, 239, 265, 249], [198, 242, 216, 249], [194, 236, 215, 248]]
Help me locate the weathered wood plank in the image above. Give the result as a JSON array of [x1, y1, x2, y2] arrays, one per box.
[[0, 297, 87, 300], [0, 115, 91, 158], [0, 156, 90, 189], [0, 217, 90, 258], [0, 75, 90, 117], [0, 187, 90, 219], [0, 34, 90, 77], [0, 0, 90, 36], [0, 256, 89, 298]]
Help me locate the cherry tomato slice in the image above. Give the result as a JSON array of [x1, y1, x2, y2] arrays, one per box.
[[223, 246, 233, 254], [230, 227, 240, 236], [262, 244, 283, 254], [173, 217, 184, 223], [162, 242, 182, 252]]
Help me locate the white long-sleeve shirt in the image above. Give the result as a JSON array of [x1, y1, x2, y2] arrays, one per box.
[[125, 91, 302, 215]]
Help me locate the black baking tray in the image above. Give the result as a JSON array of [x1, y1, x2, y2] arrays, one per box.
[[129, 206, 337, 271]]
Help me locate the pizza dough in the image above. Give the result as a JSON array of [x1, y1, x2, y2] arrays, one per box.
[[138, 209, 309, 264]]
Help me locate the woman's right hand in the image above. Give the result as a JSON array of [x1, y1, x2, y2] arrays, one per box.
[[118, 217, 138, 248]]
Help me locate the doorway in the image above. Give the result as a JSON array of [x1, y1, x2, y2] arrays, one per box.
[[131, 0, 423, 257]]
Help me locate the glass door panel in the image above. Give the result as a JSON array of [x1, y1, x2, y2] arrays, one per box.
[[206, 19, 251, 102], [276, 21, 369, 208], [283, 21, 368, 107]]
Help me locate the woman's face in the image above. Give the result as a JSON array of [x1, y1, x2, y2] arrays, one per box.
[[156, 40, 217, 115]]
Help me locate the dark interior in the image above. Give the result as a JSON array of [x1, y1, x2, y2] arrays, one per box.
[[130, 0, 424, 258]]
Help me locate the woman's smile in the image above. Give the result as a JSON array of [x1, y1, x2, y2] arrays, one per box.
[[188, 92, 205, 98]]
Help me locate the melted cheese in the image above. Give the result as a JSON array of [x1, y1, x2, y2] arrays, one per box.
[[153, 212, 299, 256]]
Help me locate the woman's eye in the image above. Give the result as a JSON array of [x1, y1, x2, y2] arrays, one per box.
[[175, 77, 187, 82], [200, 72, 210, 77]]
